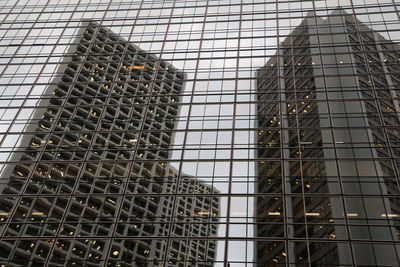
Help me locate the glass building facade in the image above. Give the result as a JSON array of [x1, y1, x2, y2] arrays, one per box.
[[0, 0, 399, 266]]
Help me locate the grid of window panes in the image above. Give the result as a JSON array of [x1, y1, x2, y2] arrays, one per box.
[[0, 0, 400, 266]]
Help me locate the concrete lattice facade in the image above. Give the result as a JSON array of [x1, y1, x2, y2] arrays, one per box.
[[0, 22, 219, 266]]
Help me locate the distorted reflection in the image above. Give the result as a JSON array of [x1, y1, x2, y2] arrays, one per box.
[[0, 22, 219, 266], [256, 8, 400, 266]]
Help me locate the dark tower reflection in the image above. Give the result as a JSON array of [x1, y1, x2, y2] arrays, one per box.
[[0, 22, 219, 266], [256, 9, 400, 266]]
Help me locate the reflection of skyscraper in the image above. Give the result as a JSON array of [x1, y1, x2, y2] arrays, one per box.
[[0, 22, 219, 266], [256, 9, 400, 266]]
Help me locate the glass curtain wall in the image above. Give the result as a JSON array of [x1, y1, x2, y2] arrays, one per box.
[[0, 0, 399, 266]]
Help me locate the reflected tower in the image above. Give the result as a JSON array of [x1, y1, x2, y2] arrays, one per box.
[[0, 22, 219, 266], [256, 9, 400, 266]]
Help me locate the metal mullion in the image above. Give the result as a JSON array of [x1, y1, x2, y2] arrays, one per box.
[[155, 0, 207, 265], [4, 233, 400, 243], [287, 15, 313, 267], [6, 191, 400, 198], [100, 0, 167, 265], [0, 0, 72, 238], [223, 0, 243, 266], [8, 155, 400, 165], [274, 1, 293, 265], [0, 0, 92, 263], [3, 24, 400, 46], [4, 0, 394, 16], [310, 3, 356, 266], [41, 4, 119, 265], [182, 25, 214, 264], [159, 0, 213, 265], [349, 1, 400, 264], [331, 16, 382, 265], [6, 97, 400, 110]]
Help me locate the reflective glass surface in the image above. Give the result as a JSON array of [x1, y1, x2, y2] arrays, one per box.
[[0, 0, 400, 266]]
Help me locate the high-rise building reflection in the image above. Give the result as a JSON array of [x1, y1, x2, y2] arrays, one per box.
[[0, 22, 219, 266], [256, 9, 400, 266]]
